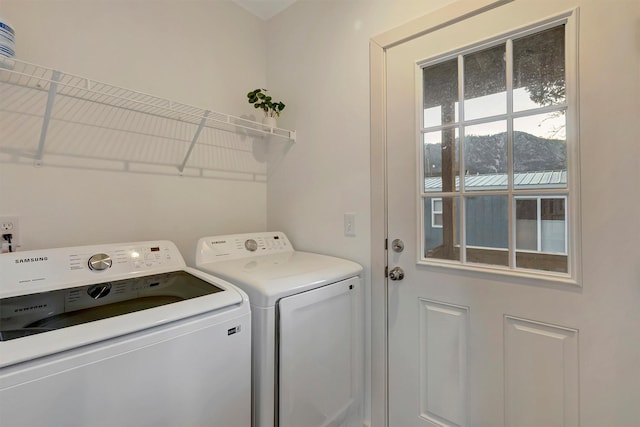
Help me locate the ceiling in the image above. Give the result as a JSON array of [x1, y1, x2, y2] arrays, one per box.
[[231, 0, 299, 20]]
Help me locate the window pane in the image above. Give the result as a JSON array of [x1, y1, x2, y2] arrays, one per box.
[[433, 199, 443, 212], [423, 130, 459, 192], [516, 198, 538, 251], [541, 198, 565, 220], [464, 44, 506, 120], [423, 59, 459, 128], [464, 121, 507, 190], [513, 113, 567, 190], [540, 198, 566, 253], [516, 197, 568, 273], [465, 195, 508, 266], [424, 196, 459, 261], [513, 25, 566, 112]]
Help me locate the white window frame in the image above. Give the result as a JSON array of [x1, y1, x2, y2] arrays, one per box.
[[417, 13, 580, 283]]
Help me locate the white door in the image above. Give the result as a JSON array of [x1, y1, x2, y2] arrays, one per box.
[[384, 1, 640, 426]]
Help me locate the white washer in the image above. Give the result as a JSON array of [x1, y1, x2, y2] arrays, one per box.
[[196, 232, 364, 427], [0, 240, 251, 427]]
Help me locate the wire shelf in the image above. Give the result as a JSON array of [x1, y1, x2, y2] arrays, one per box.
[[0, 57, 295, 178]]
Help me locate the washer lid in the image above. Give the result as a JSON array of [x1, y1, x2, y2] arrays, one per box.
[[196, 251, 362, 307], [0, 267, 248, 368], [0, 270, 227, 342]]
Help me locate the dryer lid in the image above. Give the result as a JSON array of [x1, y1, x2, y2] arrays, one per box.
[[196, 251, 362, 307]]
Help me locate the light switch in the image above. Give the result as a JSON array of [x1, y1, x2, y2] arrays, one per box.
[[344, 212, 356, 237]]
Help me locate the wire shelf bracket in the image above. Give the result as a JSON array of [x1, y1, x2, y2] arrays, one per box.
[[179, 110, 210, 174], [34, 70, 60, 166]]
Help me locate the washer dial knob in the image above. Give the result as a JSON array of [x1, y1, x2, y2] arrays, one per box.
[[88, 253, 112, 271], [244, 239, 258, 252]]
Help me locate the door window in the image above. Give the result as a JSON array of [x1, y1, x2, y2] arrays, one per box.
[[421, 23, 574, 276]]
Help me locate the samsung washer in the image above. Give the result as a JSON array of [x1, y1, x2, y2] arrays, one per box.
[[0, 240, 251, 427], [196, 232, 364, 427]]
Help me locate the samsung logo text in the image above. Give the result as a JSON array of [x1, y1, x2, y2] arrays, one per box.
[[15, 257, 49, 264]]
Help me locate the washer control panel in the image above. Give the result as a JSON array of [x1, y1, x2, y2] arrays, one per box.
[[0, 241, 186, 299], [197, 232, 293, 262], [70, 245, 174, 273]]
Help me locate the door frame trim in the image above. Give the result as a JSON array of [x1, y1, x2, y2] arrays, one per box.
[[369, 1, 514, 425]]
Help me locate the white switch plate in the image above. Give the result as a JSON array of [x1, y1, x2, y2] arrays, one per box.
[[344, 212, 356, 237], [0, 216, 19, 252]]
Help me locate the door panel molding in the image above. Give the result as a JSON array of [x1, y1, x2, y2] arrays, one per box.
[[504, 316, 579, 427], [419, 299, 469, 427]]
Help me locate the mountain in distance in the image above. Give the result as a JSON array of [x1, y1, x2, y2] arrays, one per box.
[[424, 131, 566, 175]]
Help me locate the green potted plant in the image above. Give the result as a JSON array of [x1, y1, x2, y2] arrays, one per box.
[[247, 88, 285, 128]]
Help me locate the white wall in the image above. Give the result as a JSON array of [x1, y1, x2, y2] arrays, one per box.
[[2, 0, 267, 114], [264, 1, 453, 423], [266, 0, 452, 258], [0, 0, 269, 265]]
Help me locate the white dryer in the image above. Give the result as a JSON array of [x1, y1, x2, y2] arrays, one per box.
[[0, 241, 251, 427], [196, 232, 363, 427]]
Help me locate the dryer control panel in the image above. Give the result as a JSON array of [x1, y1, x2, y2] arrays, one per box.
[[196, 232, 293, 263]]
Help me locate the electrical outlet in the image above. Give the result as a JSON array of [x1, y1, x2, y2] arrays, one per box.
[[0, 216, 20, 252]]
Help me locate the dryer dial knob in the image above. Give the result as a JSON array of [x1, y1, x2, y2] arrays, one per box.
[[244, 239, 258, 252], [88, 253, 112, 271]]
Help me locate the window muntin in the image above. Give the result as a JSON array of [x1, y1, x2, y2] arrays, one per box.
[[420, 21, 571, 276]]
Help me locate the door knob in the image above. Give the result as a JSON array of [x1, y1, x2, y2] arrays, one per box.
[[389, 266, 404, 281]]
